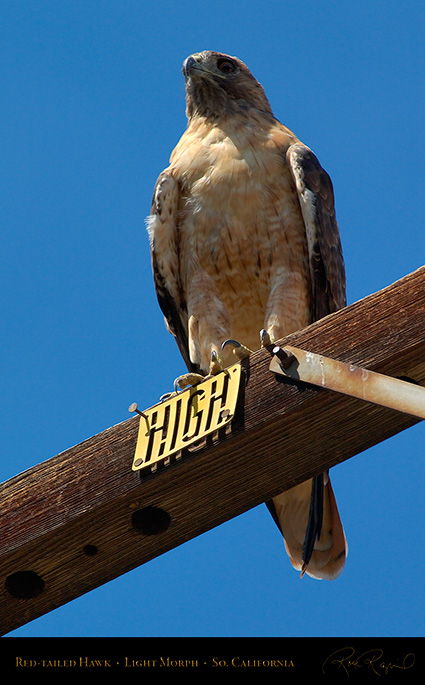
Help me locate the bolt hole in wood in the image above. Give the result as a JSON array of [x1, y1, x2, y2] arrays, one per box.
[[82, 544, 99, 556], [131, 506, 171, 535], [5, 570, 45, 599]]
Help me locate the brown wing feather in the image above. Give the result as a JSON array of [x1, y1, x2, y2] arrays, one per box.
[[148, 171, 198, 374], [287, 144, 346, 320], [151, 253, 197, 373]]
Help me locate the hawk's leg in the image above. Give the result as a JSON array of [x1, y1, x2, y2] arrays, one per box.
[[167, 272, 235, 393]]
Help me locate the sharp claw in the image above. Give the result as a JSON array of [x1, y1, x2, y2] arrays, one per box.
[[159, 391, 176, 401], [221, 339, 242, 351], [260, 329, 272, 347], [209, 350, 223, 375], [221, 338, 253, 360]]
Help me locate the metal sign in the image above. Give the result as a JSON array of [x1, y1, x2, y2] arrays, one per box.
[[131, 363, 242, 472]]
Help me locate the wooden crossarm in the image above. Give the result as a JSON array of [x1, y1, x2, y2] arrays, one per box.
[[1, 265, 425, 635]]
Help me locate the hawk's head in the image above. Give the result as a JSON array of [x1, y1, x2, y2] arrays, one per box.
[[182, 51, 273, 120]]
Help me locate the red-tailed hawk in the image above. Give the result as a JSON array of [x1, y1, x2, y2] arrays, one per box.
[[148, 51, 347, 579]]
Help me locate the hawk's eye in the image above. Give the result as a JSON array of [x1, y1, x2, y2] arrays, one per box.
[[217, 58, 236, 74]]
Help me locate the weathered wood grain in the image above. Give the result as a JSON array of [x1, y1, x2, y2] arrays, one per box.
[[1, 265, 425, 634]]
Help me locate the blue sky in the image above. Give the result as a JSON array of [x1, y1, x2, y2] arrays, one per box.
[[1, 0, 425, 638]]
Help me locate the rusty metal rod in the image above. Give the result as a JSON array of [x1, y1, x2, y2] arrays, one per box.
[[270, 345, 425, 420]]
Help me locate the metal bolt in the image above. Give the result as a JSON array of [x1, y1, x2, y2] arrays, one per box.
[[128, 403, 150, 435], [272, 346, 296, 369], [128, 402, 147, 417]]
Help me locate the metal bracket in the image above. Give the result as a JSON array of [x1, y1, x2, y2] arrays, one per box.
[[270, 345, 425, 420]]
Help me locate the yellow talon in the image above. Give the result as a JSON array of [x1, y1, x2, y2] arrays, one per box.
[[221, 338, 253, 360], [260, 329, 274, 348], [173, 372, 205, 391], [209, 350, 224, 375]]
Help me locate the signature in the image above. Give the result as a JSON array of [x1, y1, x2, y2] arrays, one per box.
[[322, 646, 415, 677]]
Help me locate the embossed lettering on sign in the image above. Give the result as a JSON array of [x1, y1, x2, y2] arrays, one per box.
[[132, 363, 241, 471]]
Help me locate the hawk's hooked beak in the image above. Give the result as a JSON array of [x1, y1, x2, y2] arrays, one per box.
[[182, 55, 225, 80], [182, 56, 199, 78]]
